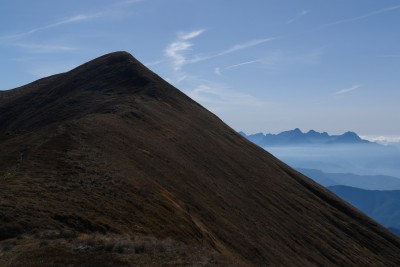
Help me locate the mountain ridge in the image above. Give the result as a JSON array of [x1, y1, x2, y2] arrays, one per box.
[[1, 51, 400, 266], [240, 128, 373, 146], [0, 51, 204, 134]]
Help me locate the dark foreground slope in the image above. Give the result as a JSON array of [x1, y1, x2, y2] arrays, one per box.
[[0, 52, 399, 266]]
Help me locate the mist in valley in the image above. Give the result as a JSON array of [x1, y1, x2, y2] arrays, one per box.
[[266, 143, 400, 179]]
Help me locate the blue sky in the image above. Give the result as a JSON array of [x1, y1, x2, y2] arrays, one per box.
[[1, 0, 400, 139]]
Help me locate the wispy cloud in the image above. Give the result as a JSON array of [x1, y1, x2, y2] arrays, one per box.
[[183, 37, 276, 66], [214, 67, 222, 76], [217, 38, 276, 56], [164, 30, 276, 84], [45, 14, 99, 28], [15, 43, 78, 53], [165, 41, 194, 71], [215, 60, 259, 76], [187, 84, 265, 107], [178, 29, 205, 40], [165, 29, 206, 71], [1, 13, 100, 41], [335, 85, 360, 95], [361, 135, 400, 145], [1, 0, 146, 41], [225, 60, 259, 70], [322, 5, 400, 28], [215, 49, 323, 76], [287, 10, 310, 24]]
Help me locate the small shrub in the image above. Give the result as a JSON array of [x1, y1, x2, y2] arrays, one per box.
[[39, 230, 57, 240], [0, 170, 16, 181]]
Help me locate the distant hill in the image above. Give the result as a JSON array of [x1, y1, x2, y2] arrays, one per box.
[[328, 185, 400, 230], [240, 129, 374, 146], [1, 51, 400, 266], [296, 169, 338, 187], [298, 168, 400, 190]]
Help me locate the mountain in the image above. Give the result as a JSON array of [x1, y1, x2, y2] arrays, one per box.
[[328, 185, 400, 230], [241, 129, 373, 146], [1, 51, 400, 266], [298, 168, 400, 190]]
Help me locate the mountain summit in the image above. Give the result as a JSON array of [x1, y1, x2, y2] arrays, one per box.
[[0, 51, 187, 133], [1, 52, 399, 266]]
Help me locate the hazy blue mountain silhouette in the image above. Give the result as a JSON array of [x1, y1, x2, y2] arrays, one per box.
[[296, 168, 400, 237], [240, 129, 372, 146], [240, 128, 400, 238], [298, 168, 400, 190], [328, 185, 400, 231], [296, 168, 337, 187]]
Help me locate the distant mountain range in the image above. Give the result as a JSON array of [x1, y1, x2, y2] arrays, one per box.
[[240, 128, 374, 146], [328, 185, 400, 230], [240, 129, 400, 238]]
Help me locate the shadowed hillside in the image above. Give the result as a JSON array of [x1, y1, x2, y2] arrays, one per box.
[[1, 51, 400, 266], [328, 185, 400, 229]]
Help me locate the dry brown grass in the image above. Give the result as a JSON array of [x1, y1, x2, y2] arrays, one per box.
[[0, 232, 241, 267]]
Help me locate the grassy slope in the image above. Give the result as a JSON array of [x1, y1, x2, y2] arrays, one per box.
[[0, 52, 400, 266]]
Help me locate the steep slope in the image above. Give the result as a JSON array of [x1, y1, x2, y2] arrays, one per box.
[[1, 52, 400, 266]]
